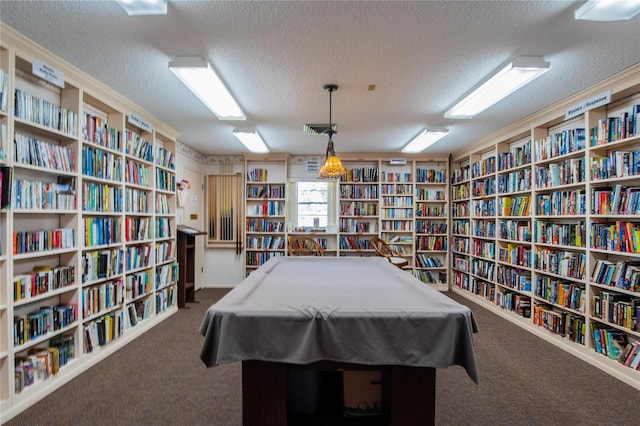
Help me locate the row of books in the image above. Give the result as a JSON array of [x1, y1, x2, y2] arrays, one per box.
[[13, 228, 75, 255], [471, 157, 496, 178], [82, 110, 122, 150], [14, 304, 76, 346], [591, 259, 640, 292], [124, 216, 150, 242], [535, 158, 585, 188], [452, 237, 469, 254], [472, 219, 496, 238], [452, 219, 470, 235], [14, 88, 79, 137], [498, 220, 531, 242], [473, 239, 494, 259], [340, 184, 379, 199], [125, 270, 152, 300], [533, 128, 586, 162], [590, 149, 640, 181], [591, 184, 640, 216], [414, 270, 447, 284], [590, 221, 640, 254], [497, 244, 531, 267], [155, 240, 176, 263], [338, 235, 373, 251], [13, 265, 75, 302], [497, 169, 532, 193], [470, 277, 495, 301], [616, 340, 640, 371], [82, 248, 124, 283], [498, 195, 531, 217], [381, 208, 413, 220], [14, 335, 74, 394], [250, 200, 284, 216], [124, 187, 149, 214], [155, 146, 175, 170], [533, 221, 584, 247], [340, 167, 379, 183], [417, 236, 447, 251], [592, 291, 638, 330], [84, 311, 124, 353], [247, 168, 268, 182], [416, 188, 445, 201], [156, 286, 176, 313], [82, 278, 124, 318], [125, 158, 150, 187], [83, 217, 121, 247], [415, 205, 446, 217], [381, 171, 412, 183], [415, 254, 444, 268], [156, 193, 171, 215], [380, 219, 413, 231], [497, 292, 531, 318], [415, 167, 447, 183], [13, 177, 76, 210], [156, 262, 178, 289], [125, 244, 152, 271], [497, 140, 532, 171], [533, 248, 586, 280], [472, 177, 496, 197], [339, 218, 376, 234], [340, 201, 378, 216], [14, 132, 76, 172], [416, 220, 447, 234], [534, 276, 585, 312], [82, 145, 122, 181], [156, 217, 172, 239], [245, 250, 283, 266], [497, 265, 531, 291], [245, 218, 284, 233], [591, 105, 640, 145], [471, 258, 495, 281], [156, 168, 176, 192], [246, 183, 285, 198], [127, 298, 153, 328], [535, 190, 586, 216], [533, 303, 585, 344], [0, 123, 6, 160], [452, 165, 471, 184], [0, 67, 9, 112], [124, 130, 153, 162], [82, 182, 123, 212], [471, 198, 496, 217], [381, 183, 413, 195]]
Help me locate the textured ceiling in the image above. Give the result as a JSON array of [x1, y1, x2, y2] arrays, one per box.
[[1, 1, 639, 156]]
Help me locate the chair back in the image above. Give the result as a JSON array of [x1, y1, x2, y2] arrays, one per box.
[[371, 236, 396, 258], [288, 235, 325, 256]]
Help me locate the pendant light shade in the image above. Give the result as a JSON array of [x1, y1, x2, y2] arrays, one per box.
[[318, 84, 346, 179]]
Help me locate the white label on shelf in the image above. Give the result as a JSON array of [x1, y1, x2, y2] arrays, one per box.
[[128, 112, 153, 132], [389, 158, 406, 165], [306, 159, 319, 172], [565, 90, 611, 120], [32, 58, 65, 88]]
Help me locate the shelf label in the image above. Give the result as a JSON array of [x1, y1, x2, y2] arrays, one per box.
[[306, 159, 319, 172], [565, 90, 611, 120], [128, 112, 153, 132], [32, 58, 65, 88]]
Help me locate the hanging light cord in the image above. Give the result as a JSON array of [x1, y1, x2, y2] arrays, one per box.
[[326, 87, 335, 156]]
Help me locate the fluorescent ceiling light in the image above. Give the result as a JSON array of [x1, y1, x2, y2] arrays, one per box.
[[575, 0, 640, 21], [444, 56, 550, 119], [401, 127, 450, 153], [233, 129, 269, 153], [116, 0, 167, 16], [169, 56, 245, 121]]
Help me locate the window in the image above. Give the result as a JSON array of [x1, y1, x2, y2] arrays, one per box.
[[288, 180, 337, 231]]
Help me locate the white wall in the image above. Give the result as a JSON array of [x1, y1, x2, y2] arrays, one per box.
[[175, 145, 246, 287]]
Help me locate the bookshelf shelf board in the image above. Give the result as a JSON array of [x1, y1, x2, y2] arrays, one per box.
[[13, 323, 78, 354]]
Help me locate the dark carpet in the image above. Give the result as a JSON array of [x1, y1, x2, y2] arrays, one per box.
[[5, 289, 638, 426]]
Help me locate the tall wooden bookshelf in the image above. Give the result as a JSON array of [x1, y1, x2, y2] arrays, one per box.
[[450, 63, 640, 390], [0, 24, 179, 421]]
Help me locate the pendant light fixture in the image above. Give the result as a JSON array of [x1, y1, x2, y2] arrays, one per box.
[[318, 84, 346, 179]]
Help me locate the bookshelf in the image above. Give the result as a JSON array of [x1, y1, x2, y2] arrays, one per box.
[[0, 24, 179, 421], [244, 156, 288, 275], [338, 161, 380, 257], [414, 160, 449, 289], [380, 159, 414, 271], [450, 63, 640, 390]]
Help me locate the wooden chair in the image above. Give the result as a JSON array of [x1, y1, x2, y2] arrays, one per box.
[[288, 235, 325, 256], [370, 236, 410, 269]]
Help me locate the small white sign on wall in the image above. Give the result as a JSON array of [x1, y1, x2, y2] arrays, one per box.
[[306, 159, 320, 173], [32, 58, 65, 88]]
